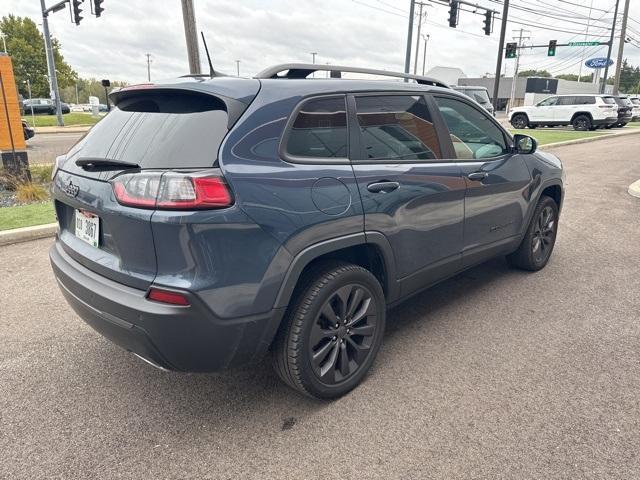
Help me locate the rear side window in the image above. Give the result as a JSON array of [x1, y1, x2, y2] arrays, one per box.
[[66, 90, 229, 169], [285, 96, 348, 159], [355, 95, 441, 161], [631, 98, 640, 105], [434, 96, 509, 160], [602, 96, 616, 105], [557, 97, 575, 106]]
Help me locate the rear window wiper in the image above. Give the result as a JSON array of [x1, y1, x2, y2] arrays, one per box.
[[76, 158, 141, 171]]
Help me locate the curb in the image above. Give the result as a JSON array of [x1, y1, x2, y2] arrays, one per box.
[[0, 223, 58, 247], [34, 126, 92, 134], [629, 180, 640, 199], [539, 128, 640, 149]]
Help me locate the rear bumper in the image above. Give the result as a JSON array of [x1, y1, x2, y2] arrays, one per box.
[[49, 241, 285, 372], [592, 117, 618, 126]]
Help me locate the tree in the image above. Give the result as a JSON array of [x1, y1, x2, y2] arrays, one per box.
[[517, 69, 552, 78], [555, 73, 593, 82], [0, 15, 77, 98]]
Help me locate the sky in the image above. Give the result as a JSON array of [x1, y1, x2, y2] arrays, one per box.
[[1, 0, 640, 84]]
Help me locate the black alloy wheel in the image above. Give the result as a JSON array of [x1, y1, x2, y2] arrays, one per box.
[[309, 283, 377, 384], [531, 205, 555, 265]]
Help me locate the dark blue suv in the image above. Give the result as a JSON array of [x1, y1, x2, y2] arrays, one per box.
[[50, 64, 564, 399]]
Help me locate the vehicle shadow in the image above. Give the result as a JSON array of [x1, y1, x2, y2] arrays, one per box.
[[63, 257, 518, 432]]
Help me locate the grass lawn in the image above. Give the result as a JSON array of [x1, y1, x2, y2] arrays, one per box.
[[0, 202, 56, 231], [627, 122, 640, 128], [509, 128, 609, 146], [25, 113, 102, 127]]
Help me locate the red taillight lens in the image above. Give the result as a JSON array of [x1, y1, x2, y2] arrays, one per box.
[[111, 171, 232, 210], [147, 288, 190, 306]]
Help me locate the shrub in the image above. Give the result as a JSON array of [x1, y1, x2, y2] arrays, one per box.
[[30, 164, 54, 184], [15, 182, 49, 203]]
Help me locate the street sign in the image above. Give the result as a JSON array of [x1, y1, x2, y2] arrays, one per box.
[[585, 57, 614, 69], [569, 41, 600, 47]]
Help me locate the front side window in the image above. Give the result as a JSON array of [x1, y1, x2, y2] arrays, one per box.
[[538, 96, 558, 107], [286, 96, 348, 159], [355, 95, 441, 161], [434, 96, 509, 160]]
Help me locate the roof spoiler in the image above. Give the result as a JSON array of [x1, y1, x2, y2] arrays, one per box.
[[255, 63, 449, 88]]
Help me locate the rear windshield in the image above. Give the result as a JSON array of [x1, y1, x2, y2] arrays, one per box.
[[65, 91, 228, 169], [614, 97, 633, 107], [459, 88, 490, 104]]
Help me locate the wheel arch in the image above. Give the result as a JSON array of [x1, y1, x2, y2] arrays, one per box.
[[571, 111, 593, 122], [273, 232, 399, 310]]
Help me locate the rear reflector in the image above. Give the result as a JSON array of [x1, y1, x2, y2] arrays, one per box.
[[111, 171, 233, 210], [147, 288, 190, 306]]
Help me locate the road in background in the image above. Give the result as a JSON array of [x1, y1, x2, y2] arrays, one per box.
[[1, 135, 639, 479], [26, 133, 83, 165]]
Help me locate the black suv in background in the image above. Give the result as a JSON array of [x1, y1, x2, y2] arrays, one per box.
[[611, 96, 633, 127], [23, 98, 71, 115]]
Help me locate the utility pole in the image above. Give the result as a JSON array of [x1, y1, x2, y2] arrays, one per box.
[[404, 0, 416, 80], [181, 0, 201, 74], [577, 0, 594, 82], [613, 0, 630, 94], [413, 2, 424, 74], [508, 28, 530, 111], [40, 0, 64, 127], [146, 53, 152, 81], [235, 60, 240, 77], [602, 0, 620, 93], [492, 0, 509, 112], [421, 34, 430, 76]]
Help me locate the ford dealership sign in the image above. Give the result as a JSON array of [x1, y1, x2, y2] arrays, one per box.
[[585, 57, 614, 69]]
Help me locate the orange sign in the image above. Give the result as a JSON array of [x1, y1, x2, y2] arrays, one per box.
[[0, 53, 26, 152]]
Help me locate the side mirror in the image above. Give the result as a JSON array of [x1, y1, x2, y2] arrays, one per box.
[[513, 134, 537, 154]]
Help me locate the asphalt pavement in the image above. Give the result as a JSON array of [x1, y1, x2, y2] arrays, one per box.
[[25, 132, 83, 165], [1, 135, 639, 479]]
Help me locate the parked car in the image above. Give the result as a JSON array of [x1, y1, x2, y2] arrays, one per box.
[[49, 64, 565, 399], [69, 104, 85, 112], [23, 98, 71, 115], [610, 96, 634, 127], [452, 85, 494, 115], [630, 97, 640, 121], [22, 120, 35, 140], [509, 94, 618, 131]]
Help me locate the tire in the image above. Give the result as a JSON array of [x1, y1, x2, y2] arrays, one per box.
[[572, 114, 591, 131], [529, 124, 537, 129], [272, 261, 386, 399], [620, 122, 628, 127], [507, 195, 559, 271], [511, 113, 528, 129]]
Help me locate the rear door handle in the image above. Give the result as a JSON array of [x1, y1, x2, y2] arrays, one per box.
[[367, 181, 400, 193], [467, 172, 488, 181]]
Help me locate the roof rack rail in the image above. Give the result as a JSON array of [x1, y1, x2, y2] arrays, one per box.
[[254, 63, 449, 88]]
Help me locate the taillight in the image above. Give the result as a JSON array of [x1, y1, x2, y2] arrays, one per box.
[[147, 288, 190, 306], [111, 171, 233, 210]]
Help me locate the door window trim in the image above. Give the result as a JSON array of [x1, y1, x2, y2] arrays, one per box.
[[279, 93, 351, 165], [430, 93, 514, 162]]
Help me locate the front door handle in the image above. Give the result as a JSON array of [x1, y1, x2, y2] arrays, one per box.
[[467, 172, 488, 181], [367, 181, 400, 193]]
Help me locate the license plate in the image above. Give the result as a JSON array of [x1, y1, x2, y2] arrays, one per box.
[[75, 210, 100, 247]]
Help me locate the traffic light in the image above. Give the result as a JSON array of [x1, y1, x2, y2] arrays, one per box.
[[548, 40, 557, 57], [448, 1, 459, 28], [505, 42, 517, 59], [71, 0, 83, 25], [483, 11, 492, 36], [93, 0, 104, 17]]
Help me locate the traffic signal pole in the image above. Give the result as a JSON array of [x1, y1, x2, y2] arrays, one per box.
[[40, 0, 64, 127], [492, 0, 509, 112]]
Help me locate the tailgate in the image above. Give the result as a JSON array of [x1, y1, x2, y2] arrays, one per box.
[[53, 170, 157, 289]]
